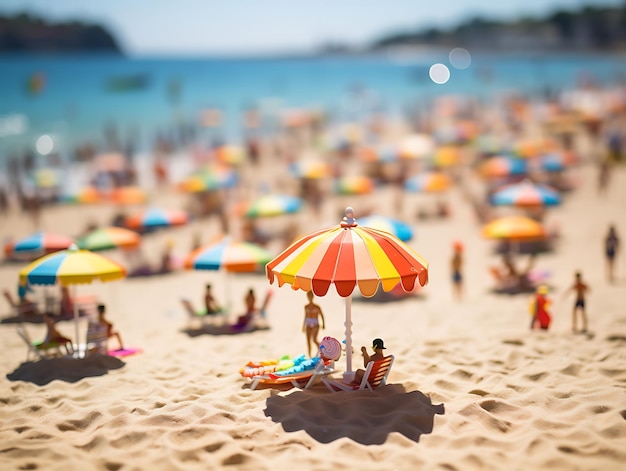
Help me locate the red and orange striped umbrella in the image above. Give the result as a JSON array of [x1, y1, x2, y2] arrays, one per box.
[[266, 208, 429, 372]]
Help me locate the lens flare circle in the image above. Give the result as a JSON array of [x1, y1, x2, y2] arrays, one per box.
[[36, 134, 54, 155], [429, 63, 450, 85], [449, 48, 472, 69]]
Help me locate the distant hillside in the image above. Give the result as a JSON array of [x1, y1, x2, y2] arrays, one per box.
[[0, 12, 122, 54], [368, 3, 626, 52]]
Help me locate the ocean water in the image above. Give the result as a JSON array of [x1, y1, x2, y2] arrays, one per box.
[[1, 52, 625, 161]]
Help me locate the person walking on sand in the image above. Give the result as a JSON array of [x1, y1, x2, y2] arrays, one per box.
[[303, 291, 325, 357], [563, 271, 590, 333], [450, 241, 464, 300], [604, 225, 620, 283]]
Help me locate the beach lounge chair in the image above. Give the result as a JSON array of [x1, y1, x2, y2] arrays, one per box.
[[249, 363, 336, 391], [85, 322, 109, 356], [322, 355, 394, 392], [3, 289, 39, 317], [16, 325, 67, 360]]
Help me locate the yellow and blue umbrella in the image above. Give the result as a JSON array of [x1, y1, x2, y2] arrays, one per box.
[[266, 208, 428, 372], [19, 245, 126, 349], [289, 159, 331, 179], [124, 207, 189, 230], [358, 215, 413, 242], [480, 156, 527, 179], [178, 165, 238, 193], [334, 175, 375, 195], [405, 171, 452, 193], [243, 194, 302, 218], [185, 237, 273, 273]]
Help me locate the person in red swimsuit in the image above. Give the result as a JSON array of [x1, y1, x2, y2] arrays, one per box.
[[530, 285, 551, 330]]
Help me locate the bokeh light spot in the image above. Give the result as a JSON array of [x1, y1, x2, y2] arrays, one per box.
[[449, 48, 472, 69], [36, 134, 54, 155], [429, 64, 450, 85]]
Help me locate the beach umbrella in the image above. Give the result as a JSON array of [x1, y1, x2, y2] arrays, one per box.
[[177, 165, 238, 193], [334, 176, 375, 195], [214, 145, 245, 166], [358, 215, 414, 242], [108, 186, 148, 205], [358, 145, 398, 163], [185, 237, 274, 310], [433, 146, 462, 168], [243, 194, 303, 218], [479, 156, 528, 179], [19, 245, 126, 353], [4, 232, 75, 261], [482, 216, 547, 241], [266, 208, 429, 373], [405, 171, 452, 193], [58, 186, 102, 204], [289, 159, 332, 179], [124, 207, 189, 230], [491, 180, 561, 207], [32, 168, 61, 189], [76, 227, 141, 251], [538, 151, 578, 173]]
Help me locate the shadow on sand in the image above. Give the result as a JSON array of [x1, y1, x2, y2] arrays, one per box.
[[6, 354, 126, 386], [181, 323, 270, 337], [264, 383, 444, 445]]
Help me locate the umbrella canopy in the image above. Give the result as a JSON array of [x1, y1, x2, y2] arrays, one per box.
[[433, 146, 461, 168], [266, 209, 429, 372], [59, 186, 102, 204], [243, 194, 303, 218], [491, 180, 561, 207], [185, 237, 273, 273], [538, 151, 578, 173], [4, 232, 75, 261], [358, 145, 398, 163], [289, 159, 332, 179], [76, 227, 141, 251], [482, 216, 547, 241], [334, 176, 374, 195], [398, 134, 435, 160], [124, 208, 189, 230], [177, 165, 238, 193], [405, 171, 452, 193], [19, 244, 126, 350], [108, 186, 148, 205], [358, 215, 413, 242], [214, 145, 245, 166], [479, 156, 527, 178]]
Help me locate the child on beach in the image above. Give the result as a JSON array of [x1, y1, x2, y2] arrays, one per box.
[[302, 291, 326, 357], [563, 271, 590, 333]]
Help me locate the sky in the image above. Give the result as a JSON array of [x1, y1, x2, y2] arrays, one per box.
[[1, 0, 623, 55]]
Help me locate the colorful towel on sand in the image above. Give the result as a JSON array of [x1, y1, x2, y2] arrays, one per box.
[[108, 347, 142, 358]]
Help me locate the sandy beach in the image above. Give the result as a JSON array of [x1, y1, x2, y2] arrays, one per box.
[[1, 128, 626, 471]]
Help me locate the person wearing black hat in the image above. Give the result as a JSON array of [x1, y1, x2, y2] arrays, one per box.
[[354, 338, 387, 384]]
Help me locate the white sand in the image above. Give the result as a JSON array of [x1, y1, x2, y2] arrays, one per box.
[[1, 150, 626, 470]]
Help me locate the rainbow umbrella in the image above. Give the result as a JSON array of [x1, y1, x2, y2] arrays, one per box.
[[58, 186, 102, 204], [77, 227, 141, 251], [479, 156, 527, 179], [538, 151, 578, 173], [108, 186, 148, 205], [124, 208, 189, 230], [334, 176, 374, 195], [214, 145, 245, 166], [482, 216, 547, 241], [243, 194, 302, 218], [4, 232, 75, 261], [358, 215, 413, 242], [19, 245, 126, 352], [266, 208, 429, 373], [405, 171, 452, 193], [491, 180, 561, 207], [178, 165, 238, 193]]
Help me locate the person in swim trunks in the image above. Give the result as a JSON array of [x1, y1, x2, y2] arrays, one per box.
[[564, 271, 590, 333], [604, 225, 620, 283], [303, 290, 325, 357]]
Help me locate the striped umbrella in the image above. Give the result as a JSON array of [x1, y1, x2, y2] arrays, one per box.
[[433, 146, 461, 168], [334, 176, 375, 195], [19, 245, 126, 351], [289, 159, 331, 179], [538, 151, 578, 173], [77, 227, 141, 251], [491, 180, 561, 207], [405, 171, 452, 193], [124, 208, 189, 230], [266, 208, 429, 373], [108, 186, 148, 205], [243, 194, 303, 218], [358, 215, 413, 242], [178, 165, 238, 193], [214, 145, 245, 166], [358, 145, 398, 163], [479, 156, 527, 178], [58, 186, 102, 204], [4, 232, 75, 261], [482, 216, 547, 241]]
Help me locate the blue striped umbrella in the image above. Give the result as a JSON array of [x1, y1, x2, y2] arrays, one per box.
[[491, 180, 561, 207]]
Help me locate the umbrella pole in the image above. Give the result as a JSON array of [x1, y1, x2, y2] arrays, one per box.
[[73, 285, 80, 358], [345, 295, 353, 374]]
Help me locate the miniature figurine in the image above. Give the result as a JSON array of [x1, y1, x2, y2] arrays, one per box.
[[604, 225, 620, 283], [564, 271, 589, 333], [303, 291, 326, 357], [451, 241, 464, 300], [530, 285, 551, 330], [340, 206, 357, 228], [354, 338, 387, 384]]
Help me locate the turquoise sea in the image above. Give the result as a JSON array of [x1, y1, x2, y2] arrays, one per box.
[[1, 52, 625, 161]]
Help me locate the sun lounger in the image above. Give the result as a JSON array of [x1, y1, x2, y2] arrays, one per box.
[[248, 363, 336, 391], [16, 325, 69, 360], [322, 355, 394, 392]]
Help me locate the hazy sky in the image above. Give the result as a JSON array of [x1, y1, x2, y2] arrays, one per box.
[[1, 0, 622, 54]]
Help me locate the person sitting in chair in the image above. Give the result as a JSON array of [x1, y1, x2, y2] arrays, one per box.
[[232, 288, 257, 330], [97, 304, 124, 350], [354, 338, 387, 384], [41, 312, 74, 355]]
